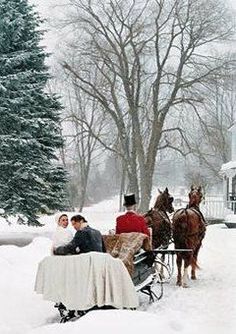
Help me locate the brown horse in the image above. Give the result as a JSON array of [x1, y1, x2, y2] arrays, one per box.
[[144, 188, 174, 249], [172, 185, 206, 287]]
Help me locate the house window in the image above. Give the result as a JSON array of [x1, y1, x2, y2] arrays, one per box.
[[231, 175, 236, 200]]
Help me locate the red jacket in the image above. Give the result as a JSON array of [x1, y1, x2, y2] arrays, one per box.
[[115, 211, 150, 236]]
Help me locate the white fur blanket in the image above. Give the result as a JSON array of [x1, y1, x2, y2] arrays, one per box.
[[34, 252, 138, 310]]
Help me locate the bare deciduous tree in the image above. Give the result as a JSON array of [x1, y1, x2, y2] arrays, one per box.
[[64, 79, 109, 211], [185, 71, 236, 186], [61, 0, 235, 211]]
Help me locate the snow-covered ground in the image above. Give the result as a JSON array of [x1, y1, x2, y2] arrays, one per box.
[[0, 197, 236, 334]]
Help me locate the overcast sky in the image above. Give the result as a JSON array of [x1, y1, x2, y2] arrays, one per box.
[[30, 0, 236, 54], [29, 0, 67, 54]]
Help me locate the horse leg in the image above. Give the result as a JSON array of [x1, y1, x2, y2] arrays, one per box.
[[182, 261, 190, 288], [176, 254, 182, 286], [191, 244, 201, 280], [191, 258, 197, 280], [160, 254, 165, 279], [182, 255, 192, 288]]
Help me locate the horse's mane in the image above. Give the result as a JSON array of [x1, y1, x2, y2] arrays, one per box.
[[154, 196, 161, 208]]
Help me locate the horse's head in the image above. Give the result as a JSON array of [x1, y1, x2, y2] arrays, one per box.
[[189, 185, 203, 207], [154, 187, 174, 213]]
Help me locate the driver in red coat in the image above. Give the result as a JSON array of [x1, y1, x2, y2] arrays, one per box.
[[115, 194, 150, 237]]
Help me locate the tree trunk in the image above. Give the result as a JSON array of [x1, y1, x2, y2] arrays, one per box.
[[119, 167, 126, 212], [138, 168, 153, 213]]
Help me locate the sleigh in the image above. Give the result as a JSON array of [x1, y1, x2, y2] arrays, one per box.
[[34, 232, 191, 322], [132, 247, 193, 302]]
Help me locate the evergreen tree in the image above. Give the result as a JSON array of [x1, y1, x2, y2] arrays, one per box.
[[0, 0, 67, 225]]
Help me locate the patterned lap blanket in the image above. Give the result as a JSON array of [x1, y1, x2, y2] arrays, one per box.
[[103, 232, 152, 275]]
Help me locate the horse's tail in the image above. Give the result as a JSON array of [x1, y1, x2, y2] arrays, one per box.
[[191, 255, 200, 270]]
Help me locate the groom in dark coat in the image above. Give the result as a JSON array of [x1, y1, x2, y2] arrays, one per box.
[[54, 214, 105, 255]]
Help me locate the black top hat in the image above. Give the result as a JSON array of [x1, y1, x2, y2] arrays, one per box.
[[123, 193, 136, 206]]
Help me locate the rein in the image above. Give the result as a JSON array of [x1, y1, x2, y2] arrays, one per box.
[[147, 207, 171, 227]]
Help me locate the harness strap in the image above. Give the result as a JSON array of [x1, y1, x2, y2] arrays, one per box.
[[187, 229, 206, 238], [150, 208, 171, 226], [186, 207, 206, 238], [187, 206, 206, 223], [173, 208, 206, 238]]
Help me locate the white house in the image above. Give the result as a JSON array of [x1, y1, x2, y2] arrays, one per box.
[[220, 123, 236, 225]]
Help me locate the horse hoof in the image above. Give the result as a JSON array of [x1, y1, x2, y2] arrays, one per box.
[[191, 276, 197, 280], [182, 283, 189, 288], [176, 282, 182, 287]]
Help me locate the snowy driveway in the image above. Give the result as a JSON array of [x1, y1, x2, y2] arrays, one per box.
[[0, 224, 235, 334]]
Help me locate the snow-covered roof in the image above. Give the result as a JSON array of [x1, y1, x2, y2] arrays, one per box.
[[228, 122, 236, 132], [220, 160, 236, 173]]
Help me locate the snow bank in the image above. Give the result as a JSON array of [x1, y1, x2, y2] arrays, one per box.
[[0, 225, 235, 334]]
